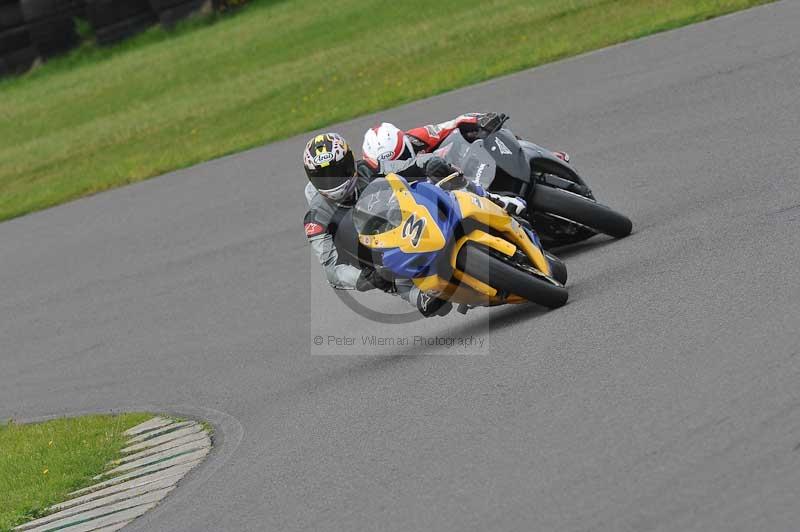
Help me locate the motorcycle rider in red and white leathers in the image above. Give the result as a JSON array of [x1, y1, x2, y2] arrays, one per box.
[[362, 113, 570, 215], [363, 113, 488, 165], [364, 112, 571, 166]]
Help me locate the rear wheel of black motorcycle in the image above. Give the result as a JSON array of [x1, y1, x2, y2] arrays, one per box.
[[456, 244, 568, 309], [530, 185, 632, 238]]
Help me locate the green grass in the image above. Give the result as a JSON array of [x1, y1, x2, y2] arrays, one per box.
[[0, 0, 773, 222], [0, 413, 152, 531]]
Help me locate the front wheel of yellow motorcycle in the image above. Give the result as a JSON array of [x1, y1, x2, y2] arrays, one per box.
[[456, 244, 568, 309]]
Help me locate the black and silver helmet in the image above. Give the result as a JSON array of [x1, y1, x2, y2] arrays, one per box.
[[303, 133, 357, 203]]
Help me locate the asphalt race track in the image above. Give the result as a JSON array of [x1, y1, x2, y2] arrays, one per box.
[[2, 2, 800, 530]]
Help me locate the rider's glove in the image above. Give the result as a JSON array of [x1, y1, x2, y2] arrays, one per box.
[[356, 268, 396, 293], [416, 290, 453, 318], [424, 156, 457, 180], [477, 112, 508, 135], [487, 193, 527, 216]]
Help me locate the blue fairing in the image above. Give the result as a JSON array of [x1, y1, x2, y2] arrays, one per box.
[[524, 225, 543, 250], [380, 181, 462, 279]]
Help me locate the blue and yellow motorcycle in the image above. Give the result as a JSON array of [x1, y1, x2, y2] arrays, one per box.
[[343, 172, 569, 312]]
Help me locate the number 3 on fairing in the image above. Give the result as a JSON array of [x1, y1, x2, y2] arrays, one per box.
[[402, 214, 425, 247]]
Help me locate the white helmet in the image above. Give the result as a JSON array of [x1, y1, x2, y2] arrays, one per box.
[[362, 122, 415, 167]]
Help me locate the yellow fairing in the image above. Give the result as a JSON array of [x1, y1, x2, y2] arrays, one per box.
[[412, 274, 504, 306], [452, 191, 552, 277], [358, 174, 446, 253], [412, 272, 526, 306], [358, 175, 550, 306], [451, 229, 516, 262]]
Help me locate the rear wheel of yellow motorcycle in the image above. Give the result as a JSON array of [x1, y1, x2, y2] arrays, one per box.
[[456, 244, 568, 309]]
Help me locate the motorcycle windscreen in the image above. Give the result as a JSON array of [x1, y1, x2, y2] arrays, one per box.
[[463, 141, 497, 189], [352, 178, 402, 236], [434, 131, 497, 189]]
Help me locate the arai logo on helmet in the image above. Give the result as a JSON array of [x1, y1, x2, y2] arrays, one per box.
[[378, 150, 394, 161], [314, 152, 335, 165]]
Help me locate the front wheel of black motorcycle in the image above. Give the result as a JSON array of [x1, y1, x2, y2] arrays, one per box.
[[456, 244, 568, 309], [529, 185, 633, 238]]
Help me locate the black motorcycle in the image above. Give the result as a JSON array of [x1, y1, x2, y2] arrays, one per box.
[[434, 115, 632, 248]]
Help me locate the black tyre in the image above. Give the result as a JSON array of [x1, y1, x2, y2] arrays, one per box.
[[86, 0, 153, 28], [530, 185, 632, 238], [20, 0, 82, 20], [0, 3, 24, 30], [94, 10, 155, 44], [544, 251, 567, 285], [28, 14, 77, 56], [157, 0, 207, 28], [0, 25, 30, 53], [456, 244, 568, 309], [0, 44, 37, 75], [149, 0, 197, 11]]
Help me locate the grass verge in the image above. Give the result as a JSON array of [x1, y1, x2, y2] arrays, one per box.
[[0, 413, 152, 532], [0, 0, 773, 222]]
